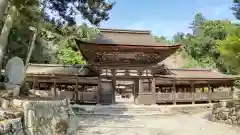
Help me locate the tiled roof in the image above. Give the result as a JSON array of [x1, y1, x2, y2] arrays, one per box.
[[160, 68, 234, 80], [25, 64, 97, 76], [87, 28, 172, 46]]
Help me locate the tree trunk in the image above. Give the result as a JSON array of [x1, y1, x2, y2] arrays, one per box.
[[19, 29, 37, 95], [25, 29, 37, 70], [0, 0, 8, 20], [0, 6, 16, 70]]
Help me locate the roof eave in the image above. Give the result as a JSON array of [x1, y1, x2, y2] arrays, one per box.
[[157, 75, 235, 81], [75, 39, 181, 48]]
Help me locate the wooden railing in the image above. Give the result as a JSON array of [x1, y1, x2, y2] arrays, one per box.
[[156, 91, 232, 102], [140, 93, 154, 104], [156, 93, 174, 101], [78, 92, 97, 102]]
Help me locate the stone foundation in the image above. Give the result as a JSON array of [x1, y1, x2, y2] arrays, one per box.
[[212, 100, 240, 125], [0, 98, 78, 135]]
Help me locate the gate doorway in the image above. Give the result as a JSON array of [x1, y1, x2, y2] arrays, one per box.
[[115, 80, 135, 104]]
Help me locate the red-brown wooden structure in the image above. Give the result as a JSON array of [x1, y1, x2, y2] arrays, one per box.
[[24, 28, 235, 105]]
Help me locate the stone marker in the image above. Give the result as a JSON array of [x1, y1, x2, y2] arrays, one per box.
[[4, 56, 25, 97]]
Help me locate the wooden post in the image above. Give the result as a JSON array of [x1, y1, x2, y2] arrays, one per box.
[[111, 69, 116, 104], [53, 80, 57, 99], [191, 82, 195, 104], [32, 76, 36, 90], [133, 83, 136, 103], [75, 78, 78, 102], [32, 76, 36, 96], [173, 81, 176, 105], [208, 84, 211, 103], [97, 76, 101, 104], [151, 77, 156, 104], [138, 69, 143, 104], [231, 85, 234, 98], [139, 79, 143, 98]]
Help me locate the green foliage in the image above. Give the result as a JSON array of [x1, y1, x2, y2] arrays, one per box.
[[40, 23, 99, 64], [172, 32, 185, 44], [155, 36, 171, 44], [217, 26, 240, 73], [44, 0, 115, 26], [232, 0, 240, 20], [173, 13, 234, 73], [0, 0, 105, 66], [189, 13, 206, 36], [57, 47, 85, 65]]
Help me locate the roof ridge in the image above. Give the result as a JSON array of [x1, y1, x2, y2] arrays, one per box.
[[100, 28, 151, 34]]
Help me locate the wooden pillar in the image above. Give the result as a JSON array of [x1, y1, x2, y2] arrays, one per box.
[[75, 78, 78, 102], [139, 79, 143, 95], [133, 83, 136, 103], [97, 76, 101, 104], [151, 77, 156, 104], [208, 84, 211, 103], [173, 81, 176, 104], [53, 80, 57, 99], [231, 85, 234, 98], [191, 82, 195, 104], [32, 76, 36, 96], [138, 69, 143, 104], [134, 79, 139, 104], [111, 69, 116, 104], [32, 76, 36, 90]]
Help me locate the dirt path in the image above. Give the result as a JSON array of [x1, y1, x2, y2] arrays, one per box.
[[75, 112, 240, 135]]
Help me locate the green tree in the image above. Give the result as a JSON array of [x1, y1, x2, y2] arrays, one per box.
[[217, 25, 240, 74], [172, 32, 185, 44], [176, 13, 232, 72], [0, 0, 115, 67], [44, 0, 115, 26], [190, 13, 206, 36], [232, 0, 240, 20], [155, 36, 171, 44], [40, 23, 99, 64]]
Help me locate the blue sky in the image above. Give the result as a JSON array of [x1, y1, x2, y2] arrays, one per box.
[[75, 0, 237, 39]]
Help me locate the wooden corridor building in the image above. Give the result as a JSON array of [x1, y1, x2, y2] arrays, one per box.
[[25, 28, 235, 105]]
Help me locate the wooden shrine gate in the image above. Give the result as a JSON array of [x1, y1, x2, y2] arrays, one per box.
[[97, 68, 157, 105]]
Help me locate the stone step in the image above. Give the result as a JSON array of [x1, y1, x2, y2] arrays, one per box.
[[71, 104, 172, 116]]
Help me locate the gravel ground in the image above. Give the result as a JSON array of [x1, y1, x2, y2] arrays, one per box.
[[75, 112, 240, 135]]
